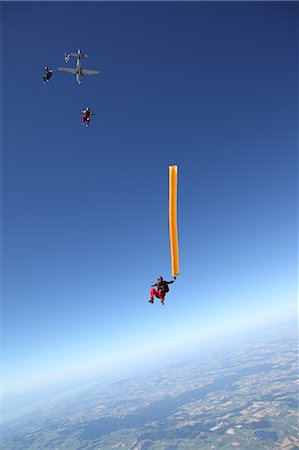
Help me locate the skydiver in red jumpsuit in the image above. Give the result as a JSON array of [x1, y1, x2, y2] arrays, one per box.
[[81, 107, 94, 127], [149, 275, 176, 305]]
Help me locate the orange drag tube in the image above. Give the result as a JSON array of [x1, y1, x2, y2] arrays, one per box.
[[169, 165, 180, 276]]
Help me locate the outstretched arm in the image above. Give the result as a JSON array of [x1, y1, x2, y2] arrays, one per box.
[[166, 276, 176, 284]]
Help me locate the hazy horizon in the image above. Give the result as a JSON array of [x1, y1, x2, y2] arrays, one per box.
[[2, 313, 297, 426]]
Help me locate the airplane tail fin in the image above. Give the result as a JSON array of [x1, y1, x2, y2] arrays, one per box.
[[69, 52, 88, 58]]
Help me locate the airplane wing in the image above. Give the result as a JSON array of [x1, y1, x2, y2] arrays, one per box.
[[81, 69, 100, 76], [57, 68, 77, 74]]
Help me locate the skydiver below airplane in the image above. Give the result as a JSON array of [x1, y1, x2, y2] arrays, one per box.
[[57, 49, 100, 84]]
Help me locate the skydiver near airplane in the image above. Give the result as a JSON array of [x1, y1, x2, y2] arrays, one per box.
[[57, 49, 100, 84], [43, 66, 54, 83], [64, 53, 71, 63]]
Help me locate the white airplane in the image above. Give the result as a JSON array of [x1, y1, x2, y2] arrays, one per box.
[[57, 49, 100, 84]]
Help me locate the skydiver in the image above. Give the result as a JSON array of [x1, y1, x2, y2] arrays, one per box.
[[81, 107, 94, 127], [43, 66, 53, 83], [64, 53, 70, 63], [149, 275, 176, 305]]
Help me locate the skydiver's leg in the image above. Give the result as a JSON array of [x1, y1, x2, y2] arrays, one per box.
[[158, 290, 165, 304], [150, 288, 158, 302]]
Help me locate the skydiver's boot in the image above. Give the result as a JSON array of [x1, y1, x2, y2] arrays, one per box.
[[149, 299, 154, 304]]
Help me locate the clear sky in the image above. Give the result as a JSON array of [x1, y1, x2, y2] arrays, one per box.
[[2, 1, 298, 395]]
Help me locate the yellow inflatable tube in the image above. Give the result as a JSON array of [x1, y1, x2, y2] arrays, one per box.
[[169, 165, 180, 276]]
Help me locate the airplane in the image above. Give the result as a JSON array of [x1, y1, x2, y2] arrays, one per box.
[[57, 49, 100, 85]]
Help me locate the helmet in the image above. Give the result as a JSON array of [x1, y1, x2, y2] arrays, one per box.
[[158, 276, 163, 281], [86, 107, 90, 111], [45, 66, 48, 70]]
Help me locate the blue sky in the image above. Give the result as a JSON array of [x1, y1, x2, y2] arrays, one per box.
[[2, 1, 298, 395]]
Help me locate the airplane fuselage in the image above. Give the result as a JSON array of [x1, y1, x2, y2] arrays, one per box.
[[76, 55, 82, 84], [75, 49, 87, 84]]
